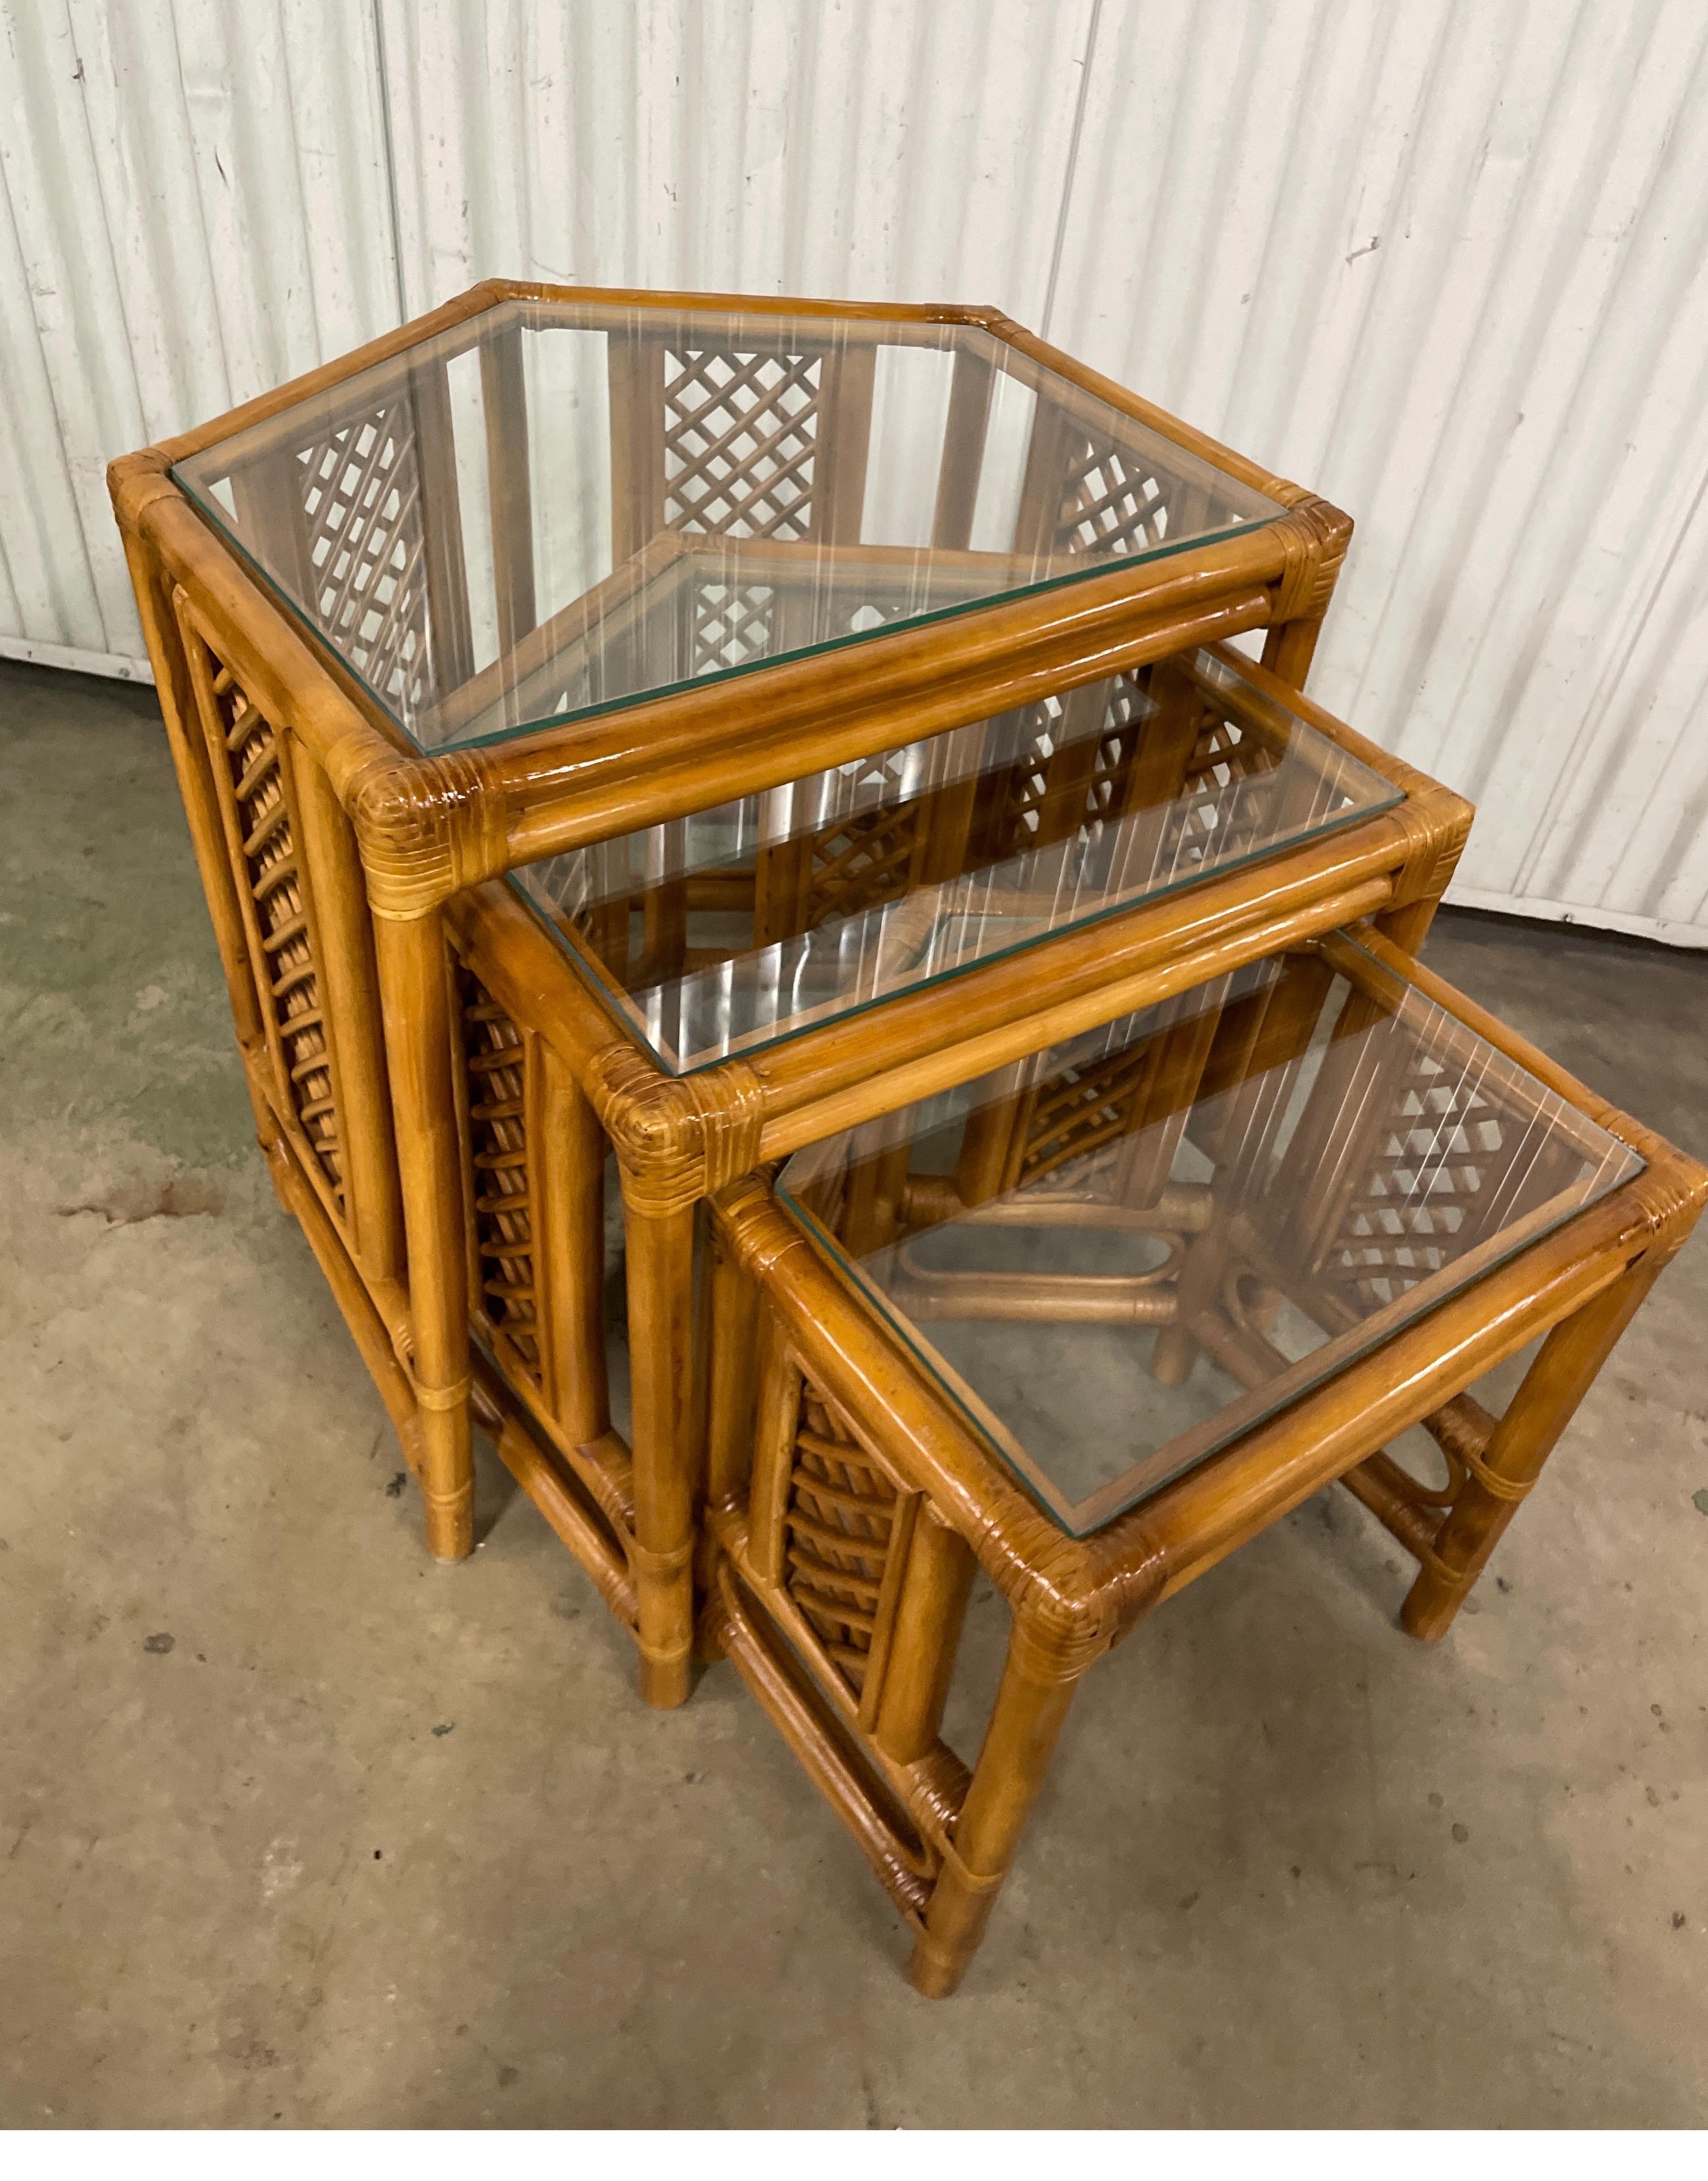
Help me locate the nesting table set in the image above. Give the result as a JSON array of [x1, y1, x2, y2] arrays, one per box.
[[112, 281, 1705, 1996]]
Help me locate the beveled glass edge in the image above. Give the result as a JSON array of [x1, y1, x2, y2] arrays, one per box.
[[166, 467, 1279, 756], [520, 782, 1403, 1078], [774, 941, 1650, 1539]]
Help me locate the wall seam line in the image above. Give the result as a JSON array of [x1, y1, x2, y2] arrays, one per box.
[[1039, 0, 1102, 343], [370, 0, 409, 325]]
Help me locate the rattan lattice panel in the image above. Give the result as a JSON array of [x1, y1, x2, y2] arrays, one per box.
[[690, 580, 778, 675], [1156, 709, 1283, 872], [664, 347, 826, 542], [980, 675, 1158, 860], [1019, 1038, 1159, 1190], [1315, 1047, 1558, 1315], [785, 1385, 899, 1697], [194, 633, 346, 1205], [296, 400, 434, 715], [458, 972, 542, 1386], [804, 803, 923, 924], [1083, 677, 1152, 827], [988, 690, 1069, 855], [1051, 428, 1173, 559]]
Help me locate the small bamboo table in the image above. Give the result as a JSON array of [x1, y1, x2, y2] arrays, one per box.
[[109, 281, 1463, 1706], [704, 926, 1705, 1994]]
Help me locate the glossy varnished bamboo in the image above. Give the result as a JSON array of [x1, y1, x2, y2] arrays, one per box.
[[108, 274, 1702, 2001], [372, 908, 474, 1560]]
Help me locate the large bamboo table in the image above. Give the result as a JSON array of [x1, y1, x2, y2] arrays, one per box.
[[108, 281, 1465, 1707], [705, 926, 1705, 1993]]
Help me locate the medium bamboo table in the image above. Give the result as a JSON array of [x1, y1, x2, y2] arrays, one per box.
[[109, 281, 1462, 1707], [704, 926, 1705, 1993], [423, 641, 1467, 1707]]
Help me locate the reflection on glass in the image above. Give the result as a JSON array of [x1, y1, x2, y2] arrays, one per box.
[[171, 298, 1287, 750], [776, 937, 1645, 1535], [514, 646, 1402, 1073]]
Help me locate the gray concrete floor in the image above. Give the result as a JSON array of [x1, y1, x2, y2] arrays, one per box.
[[3, 656, 1706, 2128]]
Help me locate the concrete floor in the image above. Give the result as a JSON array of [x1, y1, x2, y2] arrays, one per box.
[[3, 655, 1706, 2128]]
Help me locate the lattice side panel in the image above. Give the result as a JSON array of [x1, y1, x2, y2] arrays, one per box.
[[982, 675, 1162, 860], [1051, 432, 1176, 558], [1081, 673, 1153, 828], [1147, 708, 1283, 878], [804, 803, 923, 925], [295, 402, 434, 714], [982, 691, 1070, 858], [689, 572, 912, 684], [457, 973, 542, 1387], [690, 579, 778, 674], [664, 348, 826, 542], [785, 1385, 899, 1698], [1315, 1045, 1575, 1314], [198, 643, 346, 1206], [1018, 1038, 1159, 1191]]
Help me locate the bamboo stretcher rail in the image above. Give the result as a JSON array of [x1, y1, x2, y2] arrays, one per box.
[[489, 582, 1279, 863]]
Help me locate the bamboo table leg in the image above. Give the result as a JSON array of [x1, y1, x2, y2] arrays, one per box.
[[1149, 1204, 1232, 1387], [873, 1509, 977, 1768], [373, 907, 475, 1561], [908, 1618, 1090, 1998], [621, 1186, 699, 1708], [1261, 610, 1326, 691], [1401, 1258, 1662, 1640]]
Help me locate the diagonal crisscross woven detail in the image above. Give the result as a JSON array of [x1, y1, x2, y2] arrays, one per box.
[[987, 692, 1070, 855], [805, 804, 922, 923], [1319, 1048, 1567, 1312], [1082, 678, 1152, 826], [691, 580, 778, 674], [664, 347, 825, 541], [1146, 711, 1283, 877], [296, 403, 434, 712], [1019, 1039, 1159, 1189], [1053, 433, 1171, 558], [985, 674, 1148, 856]]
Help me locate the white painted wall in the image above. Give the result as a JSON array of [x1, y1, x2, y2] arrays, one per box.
[[3, 0, 1705, 939]]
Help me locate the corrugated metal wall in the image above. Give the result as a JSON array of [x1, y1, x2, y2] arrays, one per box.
[[4, 0, 1705, 939]]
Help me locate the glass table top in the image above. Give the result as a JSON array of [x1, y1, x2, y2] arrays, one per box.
[[776, 935, 1644, 1535], [515, 645, 1402, 1074], [170, 296, 1288, 752]]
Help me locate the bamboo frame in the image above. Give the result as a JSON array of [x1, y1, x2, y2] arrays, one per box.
[[110, 278, 1465, 1712], [702, 924, 1706, 1993]]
